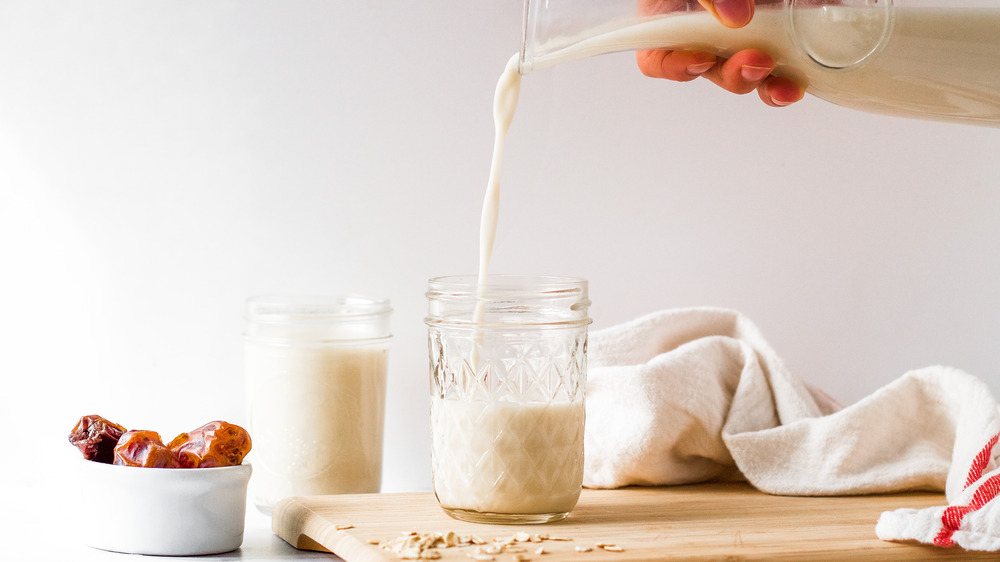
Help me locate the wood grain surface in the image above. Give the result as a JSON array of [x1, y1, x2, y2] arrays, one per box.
[[272, 483, 990, 560]]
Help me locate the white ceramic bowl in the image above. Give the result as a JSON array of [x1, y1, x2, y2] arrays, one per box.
[[76, 459, 252, 556]]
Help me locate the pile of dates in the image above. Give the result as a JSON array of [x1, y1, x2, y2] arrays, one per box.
[[69, 414, 252, 468]]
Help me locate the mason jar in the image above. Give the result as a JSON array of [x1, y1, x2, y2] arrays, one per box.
[[426, 275, 591, 524], [244, 295, 391, 514]]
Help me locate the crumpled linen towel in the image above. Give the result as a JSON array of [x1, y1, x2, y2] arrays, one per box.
[[584, 307, 1000, 551]]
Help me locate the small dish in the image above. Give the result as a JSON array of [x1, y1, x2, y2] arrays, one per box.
[[76, 459, 252, 556]]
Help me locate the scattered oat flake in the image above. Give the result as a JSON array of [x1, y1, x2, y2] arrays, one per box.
[[335, 524, 354, 530], [378, 529, 600, 560]]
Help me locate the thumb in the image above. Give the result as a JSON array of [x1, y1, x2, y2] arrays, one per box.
[[698, 0, 754, 28]]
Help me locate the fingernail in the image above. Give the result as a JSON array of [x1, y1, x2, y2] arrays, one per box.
[[687, 61, 716, 76], [712, 0, 753, 27], [741, 65, 771, 82], [770, 97, 793, 107]]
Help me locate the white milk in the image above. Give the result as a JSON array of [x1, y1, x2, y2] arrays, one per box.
[[245, 343, 388, 512], [531, 7, 1000, 125], [458, 57, 585, 519], [478, 54, 522, 286], [470, 54, 522, 368], [431, 398, 585, 515]]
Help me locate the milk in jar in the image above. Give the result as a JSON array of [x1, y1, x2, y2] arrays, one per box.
[[426, 275, 590, 524], [431, 399, 586, 515], [244, 295, 391, 513]]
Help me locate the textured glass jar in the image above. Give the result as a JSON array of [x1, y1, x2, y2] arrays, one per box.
[[244, 295, 391, 514], [426, 275, 591, 524]]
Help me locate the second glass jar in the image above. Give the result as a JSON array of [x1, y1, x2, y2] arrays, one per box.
[[244, 295, 391, 514]]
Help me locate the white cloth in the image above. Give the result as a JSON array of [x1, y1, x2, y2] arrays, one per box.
[[583, 307, 1000, 551]]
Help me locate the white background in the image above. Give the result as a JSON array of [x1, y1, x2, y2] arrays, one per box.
[[3, 0, 999, 505]]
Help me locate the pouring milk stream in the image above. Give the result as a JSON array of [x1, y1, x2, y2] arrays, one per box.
[[474, 54, 521, 325]]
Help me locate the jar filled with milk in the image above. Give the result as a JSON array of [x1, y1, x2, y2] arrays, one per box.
[[426, 275, 591, 524], [522, 0, 1000, 126], [244, 295, 391, 514]]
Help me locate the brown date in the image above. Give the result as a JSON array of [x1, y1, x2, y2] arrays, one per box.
[[168, 421, 252, 468], [68, 415, 127, 464], [113, 430, 181, 468]]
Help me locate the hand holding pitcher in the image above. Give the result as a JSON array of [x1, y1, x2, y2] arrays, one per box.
[[635, 0, 804, 107]]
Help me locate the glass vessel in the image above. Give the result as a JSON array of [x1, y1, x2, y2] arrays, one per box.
[[521, 0, 1000, 126], [426, 275, 591, 524], [244, 295, 391, 514]]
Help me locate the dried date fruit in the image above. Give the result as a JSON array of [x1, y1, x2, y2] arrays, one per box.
[[168, 421, 251, 468], [68, 415, 127, 464], [113, 429, 181, 468], [69, 413, 251, 469]]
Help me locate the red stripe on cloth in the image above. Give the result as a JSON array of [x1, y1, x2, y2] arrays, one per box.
[[966, 433, 1000, 489], [934, 472, 1000, 547], [934, 435, 1000, 547]]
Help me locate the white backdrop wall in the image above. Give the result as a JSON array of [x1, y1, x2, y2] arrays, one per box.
[[3, 1, 999, 494]]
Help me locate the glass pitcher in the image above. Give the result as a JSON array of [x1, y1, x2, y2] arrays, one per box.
[[521, 0, 1000, 126]]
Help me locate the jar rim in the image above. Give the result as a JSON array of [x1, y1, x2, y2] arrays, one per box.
[[427, 274, 588, 294], [426, 275, 590, 328], [245, 294, 392, 323]]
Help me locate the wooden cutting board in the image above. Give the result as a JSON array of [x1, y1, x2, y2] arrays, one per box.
[[272, 483, 988, 560]]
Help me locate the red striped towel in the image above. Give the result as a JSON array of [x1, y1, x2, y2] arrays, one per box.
[[876, 435, 1000, 550]]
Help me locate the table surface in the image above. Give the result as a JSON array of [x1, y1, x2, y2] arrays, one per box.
[[7, 478, 992, 561], [272, 483, 994, 561]]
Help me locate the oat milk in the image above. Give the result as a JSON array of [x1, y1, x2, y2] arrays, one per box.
[[244, 296, 390, 513], [432, 399, 585, 515], [475, 53, 521, 323], [246, 344, 388, 511], [431, 53, 587, 518], [430, 36, 582, 523]]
